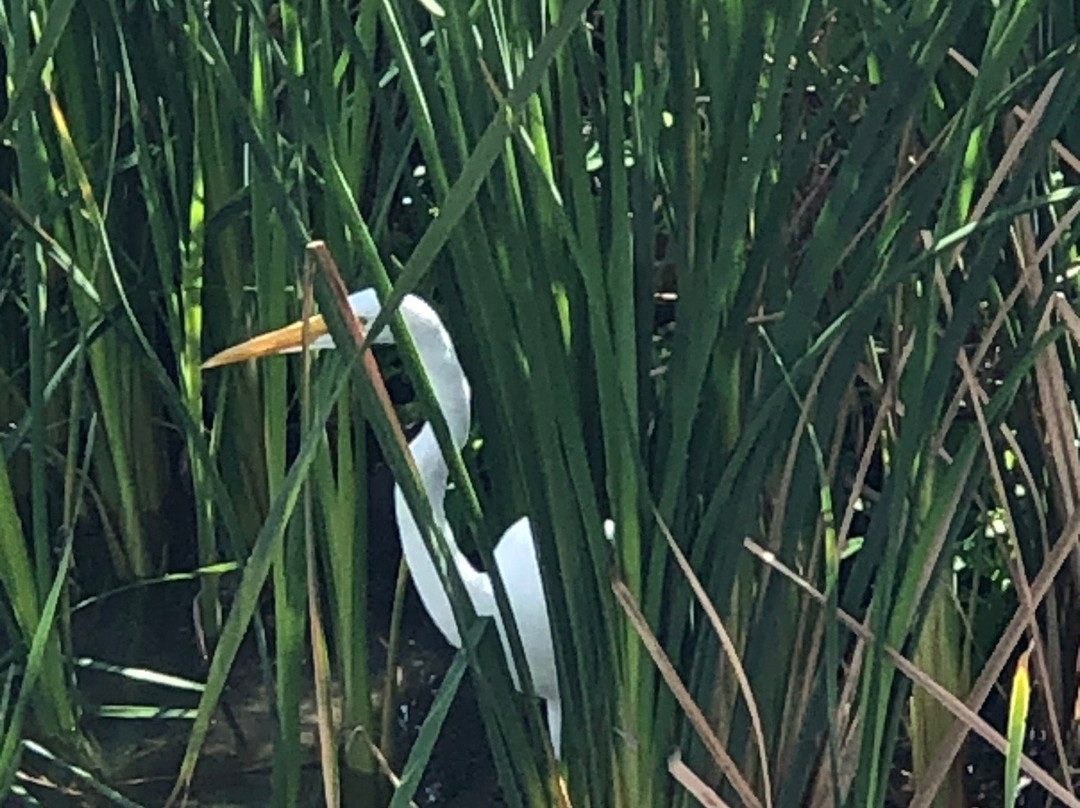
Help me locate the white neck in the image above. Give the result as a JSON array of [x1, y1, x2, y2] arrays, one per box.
[[392, 300, 492, 647], [404, 297, 471, 450]]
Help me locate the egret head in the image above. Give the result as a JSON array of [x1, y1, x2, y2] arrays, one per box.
[[343, 288, 395, 344], [202, 286, 392, 369], [202, 285, 470, 446]]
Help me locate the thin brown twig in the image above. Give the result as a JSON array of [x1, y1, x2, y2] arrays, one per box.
[[302, 252, 341, 808], [347, 726, 421, 808], [953, 346, 1073, 796], [304, 241, 417, 472], [742, 531, 1080, 808], [612, 578, 764, 808], [948, 48, 1080, 175], [652, 507, 773, 808], [669, 751, 735, 808]]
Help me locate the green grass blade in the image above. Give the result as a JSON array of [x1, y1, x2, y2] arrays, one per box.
[[1004, 644, 1033, 808], [0, 523, 76, 794], [0, 0, 79, 140], [388, 620, 486, 808], [164, 353, 355, 805], [20, 740, 147, 808]]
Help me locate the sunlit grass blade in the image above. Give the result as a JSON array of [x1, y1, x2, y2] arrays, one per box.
[[86, 706, 195, 720], [46, 82, 156, 579], [0, 415, 80, 752], [1004, 644, 1033, 808], [0, 0, 78, 140], [19, 740, 147, 808], [0, 454, 41, 682], [0, 524, 76, 795]]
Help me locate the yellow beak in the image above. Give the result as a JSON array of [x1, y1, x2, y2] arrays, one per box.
[[202, 314, 335, 369]]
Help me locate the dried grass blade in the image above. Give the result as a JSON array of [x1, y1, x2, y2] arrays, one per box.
[[652, 507, 773, 808], [947, 48, 1080, 174], [669, 750, 735, 808], [742, 539, 1080, 808], [302, 265, 340, 808], [955, 333, 1074, 797], [612, 578, 763, 808]]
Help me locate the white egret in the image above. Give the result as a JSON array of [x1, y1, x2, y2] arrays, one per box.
[[203, 289, 563, 756]]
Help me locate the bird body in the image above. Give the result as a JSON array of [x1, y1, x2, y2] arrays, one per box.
[[204, 289, 563, 756], [361, 292, 563, 757]]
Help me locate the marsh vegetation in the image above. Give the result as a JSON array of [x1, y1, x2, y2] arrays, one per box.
[[3, 0, 1080, 806]]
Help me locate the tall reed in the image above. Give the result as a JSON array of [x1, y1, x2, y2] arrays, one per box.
[[3, 0, 1080, 807]]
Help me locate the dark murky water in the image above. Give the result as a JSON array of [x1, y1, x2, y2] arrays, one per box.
[[22, 453, 501, 807], [59, 576, 500, 807]]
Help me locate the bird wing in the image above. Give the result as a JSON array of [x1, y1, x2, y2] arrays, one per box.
[[491, 517, 560, 703]]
